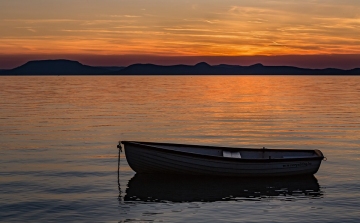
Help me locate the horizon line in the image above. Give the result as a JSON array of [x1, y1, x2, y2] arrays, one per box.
[[5, 58, 360, 71], [1, 54, 360, 70]]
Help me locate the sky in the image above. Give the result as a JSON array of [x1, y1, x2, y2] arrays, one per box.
[[1, 0, 360, 69]]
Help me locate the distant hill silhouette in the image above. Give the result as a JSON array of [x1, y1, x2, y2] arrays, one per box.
[[349, 68, 360, 75], [96, 66, 125, 71], [1, 59, 359, 75], [113, 62, 358, 75], [0, 69, 6, 75], [4, 59, 108, 75]]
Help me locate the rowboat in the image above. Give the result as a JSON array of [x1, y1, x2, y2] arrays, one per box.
[[119, 141, 325, 177]]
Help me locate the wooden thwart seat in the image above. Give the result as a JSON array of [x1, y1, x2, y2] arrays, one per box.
[[223, 151, 241, 158]]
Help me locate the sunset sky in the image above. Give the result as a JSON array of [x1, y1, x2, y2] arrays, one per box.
[[1, 0, 360, 69]]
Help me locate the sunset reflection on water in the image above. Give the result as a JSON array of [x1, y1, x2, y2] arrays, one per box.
[[0, 76, 359, 222]]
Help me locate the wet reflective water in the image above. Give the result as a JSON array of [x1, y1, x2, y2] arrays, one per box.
[[0, 76, 359, 222], [124, 174, 322, 203]]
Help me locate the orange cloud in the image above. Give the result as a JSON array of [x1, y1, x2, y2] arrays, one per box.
[[1, 0, 360, 57]]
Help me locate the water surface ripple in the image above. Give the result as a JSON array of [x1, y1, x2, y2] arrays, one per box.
[[0, 76, 359, 222]]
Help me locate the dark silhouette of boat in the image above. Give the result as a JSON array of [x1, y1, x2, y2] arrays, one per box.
[[120, 141, 325, 177]]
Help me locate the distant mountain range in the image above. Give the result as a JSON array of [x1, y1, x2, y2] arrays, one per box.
[[0, 60, 107, 75], [0, 59, 359, 75]]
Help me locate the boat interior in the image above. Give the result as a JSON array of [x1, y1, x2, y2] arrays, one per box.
[[140, 143, 321, 159]]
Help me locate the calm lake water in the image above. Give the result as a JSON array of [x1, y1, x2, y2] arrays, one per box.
[[1, 76, 359, 222]]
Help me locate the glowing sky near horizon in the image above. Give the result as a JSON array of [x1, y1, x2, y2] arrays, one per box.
[[1, 0, 360, 64]]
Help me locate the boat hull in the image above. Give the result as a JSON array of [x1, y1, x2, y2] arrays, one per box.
[[122, 141, 323, 177]]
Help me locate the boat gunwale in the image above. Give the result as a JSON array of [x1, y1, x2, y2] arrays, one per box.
[[121, 141, 324, 163]]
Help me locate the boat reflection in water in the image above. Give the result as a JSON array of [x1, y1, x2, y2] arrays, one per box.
[[124, 174, 322, 203]]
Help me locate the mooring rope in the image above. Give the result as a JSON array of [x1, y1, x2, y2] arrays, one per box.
[[117, 141, 123, 199]]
